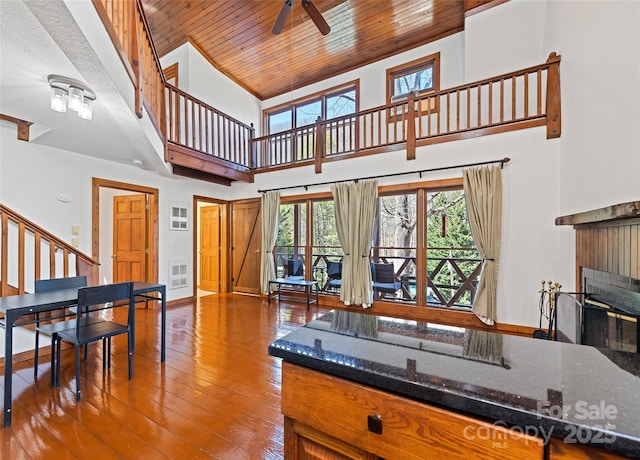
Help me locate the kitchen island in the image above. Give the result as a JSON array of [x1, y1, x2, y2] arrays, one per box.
[[268, 311, 640, 459]]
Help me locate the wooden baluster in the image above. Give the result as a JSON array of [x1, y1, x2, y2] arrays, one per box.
[[315, 116, 324, 174], [49, 242, 55, 279], [18, 223, 25, 293], [511, 76, 516, 121], [406, 93, 416, 160], [499, 79, 504, 124], [545, 52, 562, 139], [524, 72, 529, 118], [488, 83, 493, 126]]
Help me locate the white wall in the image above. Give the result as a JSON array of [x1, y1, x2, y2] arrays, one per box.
[[544, 0, 640, 214], [160, 43, 262, 133], [261, 32, 465, 116], [0, 123, 233, 301], [3, 0, 637, 327]]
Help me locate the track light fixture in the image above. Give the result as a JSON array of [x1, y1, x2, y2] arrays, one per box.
[[48, 74, 96, 120]]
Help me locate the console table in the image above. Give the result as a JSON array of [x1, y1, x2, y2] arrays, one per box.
[[268, 278, 319, 310]]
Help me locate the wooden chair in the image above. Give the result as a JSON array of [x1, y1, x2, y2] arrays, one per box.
[[372, 262, 401, 299], [55, 282, 133, 401], [33, 276, 88, 385]]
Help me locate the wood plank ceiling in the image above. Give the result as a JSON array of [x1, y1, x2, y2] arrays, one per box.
[[141, 0, 492, 101]]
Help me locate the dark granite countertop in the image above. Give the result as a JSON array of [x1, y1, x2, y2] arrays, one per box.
[[268, 311, 640, 458]]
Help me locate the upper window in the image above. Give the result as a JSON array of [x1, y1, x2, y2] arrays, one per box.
[[265, 81, 358, 135], [386, 53, 440, 103]]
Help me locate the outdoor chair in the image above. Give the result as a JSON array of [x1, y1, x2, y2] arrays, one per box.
[[325, 261, 342, 292], [372, 262, 401, 299], [286, 258, 304, 280]]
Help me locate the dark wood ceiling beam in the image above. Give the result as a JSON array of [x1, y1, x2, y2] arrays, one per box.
[[0, 114, 31, 141]]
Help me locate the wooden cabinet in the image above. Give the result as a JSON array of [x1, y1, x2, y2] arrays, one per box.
[[549, 438, 629, 459], [281, 362, 545, 460]]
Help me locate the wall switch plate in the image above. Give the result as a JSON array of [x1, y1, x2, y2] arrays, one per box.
[[71, 225, 79, 235], [71, 237, 79, 247]]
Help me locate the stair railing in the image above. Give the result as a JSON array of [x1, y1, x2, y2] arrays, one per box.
[[0, 204, 98, 296]]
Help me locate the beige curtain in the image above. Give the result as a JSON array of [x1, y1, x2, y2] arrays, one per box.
[[463, 165, 502, 325], [331, 180, 378, 307], [260, 191, 280, 294], [332, 183, 353, 302]]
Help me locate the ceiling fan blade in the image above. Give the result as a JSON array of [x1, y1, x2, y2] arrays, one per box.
[[302, 0, 331, 36], [272, 0, 294, 35]]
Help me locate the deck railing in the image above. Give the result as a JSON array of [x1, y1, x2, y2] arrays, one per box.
[[0, 204, 99, 296], [273, 245, 481, 309]]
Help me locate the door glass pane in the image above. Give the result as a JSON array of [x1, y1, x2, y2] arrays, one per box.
[[276, 203, 306, 278], [312, 200, 343, 291], [373, 193, 417, 302], [426, 189, 479, 308]]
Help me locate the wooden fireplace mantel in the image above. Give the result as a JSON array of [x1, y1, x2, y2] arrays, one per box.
[[555, 200, 640, 226]]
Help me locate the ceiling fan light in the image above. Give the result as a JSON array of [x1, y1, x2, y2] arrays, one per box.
[[77, 98, 93, 120], [68, 86, 84, 112], [50, 87, 67, 112]]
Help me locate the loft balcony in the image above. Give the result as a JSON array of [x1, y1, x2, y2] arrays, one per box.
[[93, 0, 560, 185]]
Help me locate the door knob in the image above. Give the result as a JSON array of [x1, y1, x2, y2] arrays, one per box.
[[255, 249, 261, 253], [111, 254, 117, 259]]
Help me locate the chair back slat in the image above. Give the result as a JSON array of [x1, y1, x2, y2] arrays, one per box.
[[35, 276, 87, 293], [373, 263, 395, 284], [77, 282, 132, 310]]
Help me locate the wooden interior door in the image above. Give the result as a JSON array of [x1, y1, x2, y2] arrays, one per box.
[[199, 205, 220, 292], [113, 194, 148, 282], [231, 199, 261, 295]]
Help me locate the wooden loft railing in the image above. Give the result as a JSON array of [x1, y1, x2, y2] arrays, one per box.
[[164, 84, 255, 184], [254, 53, 561, 172], [0, 204, 99, 296], [93, 0, 166, 139], [92, 0, 561, 182]]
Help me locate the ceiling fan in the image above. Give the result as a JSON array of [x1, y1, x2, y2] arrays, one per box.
[[272, 0, 331, 36]]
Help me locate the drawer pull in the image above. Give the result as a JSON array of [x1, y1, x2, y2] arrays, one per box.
[[367, 414, 383, 434]]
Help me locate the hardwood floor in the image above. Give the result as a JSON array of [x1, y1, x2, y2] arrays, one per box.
[[1, 293, 329, 459]]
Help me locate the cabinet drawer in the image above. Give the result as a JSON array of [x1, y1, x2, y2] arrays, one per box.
[[282, 363, 544, 460]]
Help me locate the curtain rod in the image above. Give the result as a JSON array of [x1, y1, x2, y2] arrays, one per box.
[[257, 157, 510, 194]]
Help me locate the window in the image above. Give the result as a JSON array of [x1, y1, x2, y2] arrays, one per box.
[[276, 202, 306, 277], [271, 179, 479, 312], [373, 193, 418, 302], [264, 81, 358, 135], [387, 53, 439, 101], [425, 189, 480, 308]]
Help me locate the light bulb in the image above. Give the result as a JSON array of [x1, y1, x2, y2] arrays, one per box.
[[77, 98, 93, 120], [68, 86, 83, 112], [50, 87, 67, 112]]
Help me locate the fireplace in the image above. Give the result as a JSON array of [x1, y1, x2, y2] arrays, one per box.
[[581, 268, 640, 353], [555, 200, 640, 353]]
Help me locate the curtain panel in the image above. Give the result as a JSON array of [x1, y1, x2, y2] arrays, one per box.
[[463, 165, 502, 325], [331, 180, 378, 308], [260, 191, 280, 294]]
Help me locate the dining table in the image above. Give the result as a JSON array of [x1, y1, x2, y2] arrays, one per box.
[[0, 281, 166, 427]]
